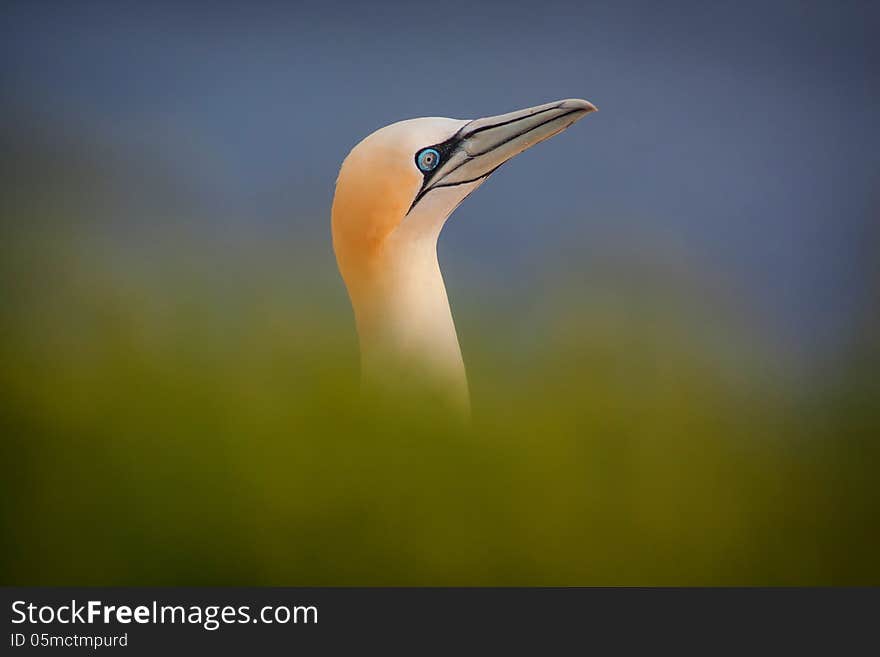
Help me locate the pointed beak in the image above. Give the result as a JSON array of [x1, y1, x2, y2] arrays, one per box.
[[412, 98, 596, 208]]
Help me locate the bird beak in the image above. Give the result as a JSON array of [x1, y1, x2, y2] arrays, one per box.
[[411, 98, 596, 210]]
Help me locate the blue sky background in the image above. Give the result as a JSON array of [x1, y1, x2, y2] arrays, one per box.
[[2, 0, 878, 361]]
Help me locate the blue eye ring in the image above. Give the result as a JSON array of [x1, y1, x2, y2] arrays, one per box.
[[416, 148, 441, 172]]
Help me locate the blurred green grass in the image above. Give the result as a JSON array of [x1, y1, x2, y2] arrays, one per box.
[[1, 218, 877, 586]]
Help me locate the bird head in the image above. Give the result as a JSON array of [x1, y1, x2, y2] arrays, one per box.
[[331, 98, 596, 293]]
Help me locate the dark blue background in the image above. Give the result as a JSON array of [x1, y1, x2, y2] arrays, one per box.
[[2, 0, 877, 358]]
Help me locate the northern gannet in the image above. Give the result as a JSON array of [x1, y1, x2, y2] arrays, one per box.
[[332, 99, 597, 413]]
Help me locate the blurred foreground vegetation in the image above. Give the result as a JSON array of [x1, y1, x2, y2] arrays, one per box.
[[1, 223, 877, 586]]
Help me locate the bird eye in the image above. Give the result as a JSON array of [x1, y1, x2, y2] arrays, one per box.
[[416, 148, 440, 172]]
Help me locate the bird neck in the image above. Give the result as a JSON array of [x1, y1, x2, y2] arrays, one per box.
[[352, 234, 469, 414]]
